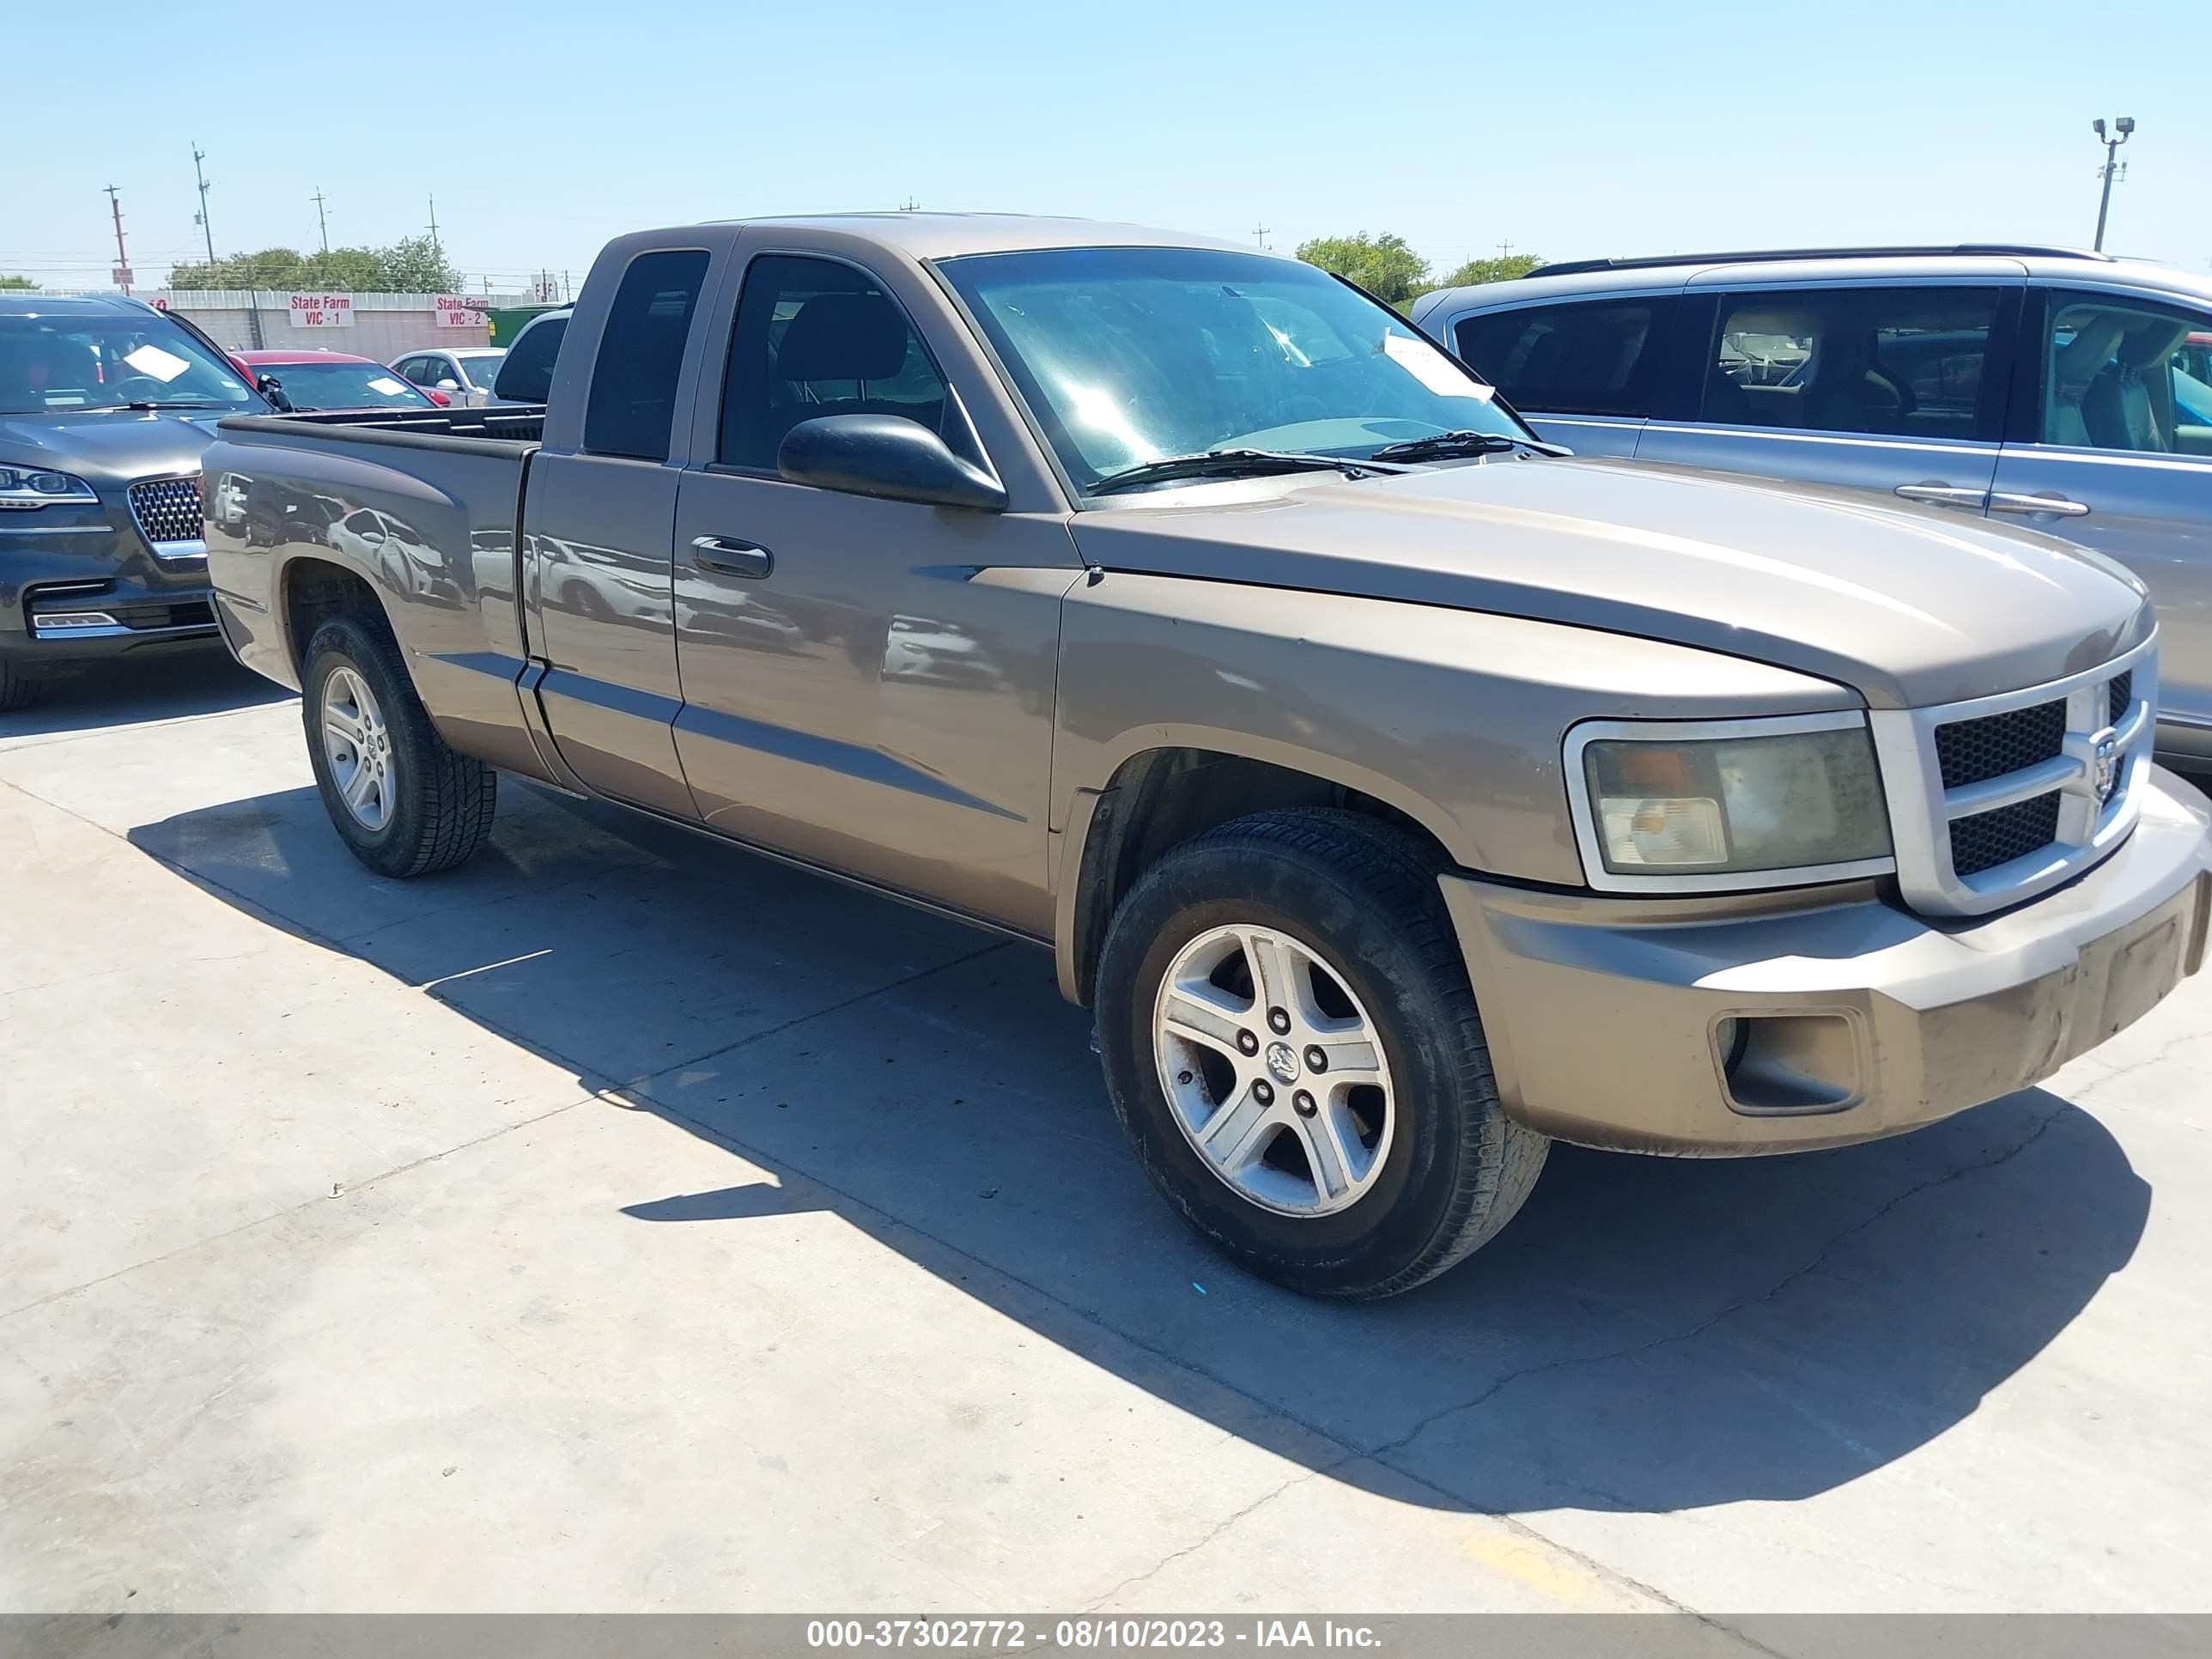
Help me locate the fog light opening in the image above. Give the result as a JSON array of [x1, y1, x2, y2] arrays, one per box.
[[1718, 1012, 1863, 1116]]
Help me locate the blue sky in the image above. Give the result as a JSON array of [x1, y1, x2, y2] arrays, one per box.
[[13, 0, 2205, 293]]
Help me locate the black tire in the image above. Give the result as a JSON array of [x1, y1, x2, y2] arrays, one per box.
[[301, 612, 496, 878], [1095, 808, 1547, 1299], [0, 656, 36, 715]]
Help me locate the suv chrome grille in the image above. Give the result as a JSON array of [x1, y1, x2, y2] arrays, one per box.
[[1869, 640, 2155, 918], [129, 476, 205, 554]]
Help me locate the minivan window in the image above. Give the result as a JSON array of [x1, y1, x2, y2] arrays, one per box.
[[718, 256, 950, 471], [1455, 301, 1662, 417], [491, 313, 568, 404], [584, 250, 709, 459], [1702, 287, 2001, 440], [2041, 293, 2212, 457]]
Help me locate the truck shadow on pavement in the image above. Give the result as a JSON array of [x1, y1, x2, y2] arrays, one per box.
[[131, 775, 2151, 1521]]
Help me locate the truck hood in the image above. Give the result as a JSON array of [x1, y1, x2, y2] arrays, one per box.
[[0, 409, 229, 489], [1069, 457, 2154, 709]]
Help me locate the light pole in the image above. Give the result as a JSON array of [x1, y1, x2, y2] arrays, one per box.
[[191, 143, 216, 265], [2092, 116, 2135, 252]]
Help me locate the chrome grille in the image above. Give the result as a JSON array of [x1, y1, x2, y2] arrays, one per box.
[[1935, 699, 2066, 789], [1868, 640, 2155, 918], [1950, 793, 2063, 877], [128, 476, 204, 549]]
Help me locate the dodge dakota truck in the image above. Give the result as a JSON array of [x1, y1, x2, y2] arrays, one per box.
[[201, 214, 2212, 1299]]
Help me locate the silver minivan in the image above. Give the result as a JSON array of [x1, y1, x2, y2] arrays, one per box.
[[1414, 246, 2212, 760]]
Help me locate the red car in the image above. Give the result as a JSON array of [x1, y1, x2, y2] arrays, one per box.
[[231, 349, 440, 413]]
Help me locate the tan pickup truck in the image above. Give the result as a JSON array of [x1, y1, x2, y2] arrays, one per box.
[[201, 214, 2212, 1298]]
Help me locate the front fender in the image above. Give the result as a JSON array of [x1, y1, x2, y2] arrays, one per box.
[[1051, 573, 1862, 887]]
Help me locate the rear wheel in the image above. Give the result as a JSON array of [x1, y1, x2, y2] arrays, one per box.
[[301, 613, 495, 878], [1096, 809, 1547, 1299]]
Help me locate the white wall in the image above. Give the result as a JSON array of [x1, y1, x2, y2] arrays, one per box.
[[151, 291, 535, 356]]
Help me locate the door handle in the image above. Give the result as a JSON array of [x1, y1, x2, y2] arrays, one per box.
[[1988, 491, 2090, 519], [1893, 483, 1990, 509], [690, 535, 774, 579]]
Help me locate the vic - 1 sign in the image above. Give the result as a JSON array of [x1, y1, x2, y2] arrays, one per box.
[[289, 293, 355, 328]]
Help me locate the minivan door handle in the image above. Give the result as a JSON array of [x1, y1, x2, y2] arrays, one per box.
[[1988, 491, 2091, 519], [1893, 482, 1990, 509], [690, 535, 775, 579]]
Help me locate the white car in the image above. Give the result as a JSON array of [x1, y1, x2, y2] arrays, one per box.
[[392, 347, 506, 408]]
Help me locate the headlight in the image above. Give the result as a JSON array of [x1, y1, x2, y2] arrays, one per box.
[[1568, 715, 1892, 890], [0, 467, 98, 511]]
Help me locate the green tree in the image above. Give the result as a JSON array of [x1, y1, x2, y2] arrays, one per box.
[[1435, 252, 1544, 289], [1293, 231, 1430, 308], [0, 274, 35, 290], [167, 240, 459, 294], [377, 234, 459, 294]]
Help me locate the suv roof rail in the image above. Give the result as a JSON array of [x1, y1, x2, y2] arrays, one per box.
[[1523, 245, 2112, 280]]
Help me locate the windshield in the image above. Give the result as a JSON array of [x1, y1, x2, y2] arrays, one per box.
[[256, 360, 434, 410], [937, 246, 1524, 490], [455, 349, 506, 387], [0, 310, 260, 416]]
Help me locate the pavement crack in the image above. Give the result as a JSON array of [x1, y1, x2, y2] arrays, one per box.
[[1082, 1465, 1338, 1609]]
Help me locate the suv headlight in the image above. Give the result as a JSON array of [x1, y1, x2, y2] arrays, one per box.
[[0, 467, 98, 511], [1567, 714, 1893, 890]]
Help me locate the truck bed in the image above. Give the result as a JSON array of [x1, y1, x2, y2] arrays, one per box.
[[217, 404, 548, 450]]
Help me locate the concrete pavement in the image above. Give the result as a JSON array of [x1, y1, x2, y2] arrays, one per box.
[[4, 656, 2210, 1621]]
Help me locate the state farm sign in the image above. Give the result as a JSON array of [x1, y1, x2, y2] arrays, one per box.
[[289, 293, 354, 328], [434, 295, 490, 329]]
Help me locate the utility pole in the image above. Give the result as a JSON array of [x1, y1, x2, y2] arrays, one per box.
[[105, 185, 132, 295], [312, 188, 330, 253], [1498, 239, 1514, 259], [1252, 223, 1270, 249], [901, 196, 920, 211], [2091, 117, 2136, 251], [427, 193, 442, 258], [191, 143, 216, 265]]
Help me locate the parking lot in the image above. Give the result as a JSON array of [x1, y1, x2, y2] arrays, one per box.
[[2, 656, 2208, 1618]]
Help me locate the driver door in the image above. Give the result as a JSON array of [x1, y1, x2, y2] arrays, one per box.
[[668, 245, 1077, 932]]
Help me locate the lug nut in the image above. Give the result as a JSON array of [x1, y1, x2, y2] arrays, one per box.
[[1292, 1090, 1316, 1118], [1304, 1045, 1327, 1073], [1236, 1030, 1260, 1056], [1252, 1079, 1275, 1106], [1267, 1007, 1291, 1035], [1176, 1070, 1194, 1085]]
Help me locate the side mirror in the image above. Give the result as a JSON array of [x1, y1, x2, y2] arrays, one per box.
[[777, 414, 1007, 512], [436, 379, 461, 392], [256, 374, 295, 413]]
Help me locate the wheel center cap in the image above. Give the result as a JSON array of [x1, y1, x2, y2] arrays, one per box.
[[1265, 1040, 1299, 1084]]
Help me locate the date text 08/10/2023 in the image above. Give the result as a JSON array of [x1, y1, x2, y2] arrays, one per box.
[[805, 1620, 1384, 1650]]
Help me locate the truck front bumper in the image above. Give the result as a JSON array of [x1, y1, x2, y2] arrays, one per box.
[[1443, 768, 2212, 1155]]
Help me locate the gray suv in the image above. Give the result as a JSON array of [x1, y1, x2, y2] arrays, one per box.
[[1414, 246, 2212, 760]]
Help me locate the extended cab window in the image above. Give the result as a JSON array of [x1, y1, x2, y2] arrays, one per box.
[[582, 250, 708, 460], [718, 256, 949, 470], [1455, 301, 1663, 417], [1702, 286, 2000, 440]]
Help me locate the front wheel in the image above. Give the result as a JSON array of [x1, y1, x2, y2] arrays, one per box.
[[1096, 809, 1547, 1299], [0, 656, 37, 715], [301, 613, 496, 878]]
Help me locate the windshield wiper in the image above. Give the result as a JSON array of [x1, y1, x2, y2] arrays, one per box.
[[1090, 448, 1397, 496], [119, 399, 225, 410], [1367, 429, 1571, 463]]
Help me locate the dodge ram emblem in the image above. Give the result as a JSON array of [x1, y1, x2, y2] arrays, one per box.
[[2092, 732, 2119, 804]]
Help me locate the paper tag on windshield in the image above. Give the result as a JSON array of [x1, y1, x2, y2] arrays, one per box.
[[366, 376, 408, 396], [1382, 331, 1493, 400], [122, 343, 191, 383]]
